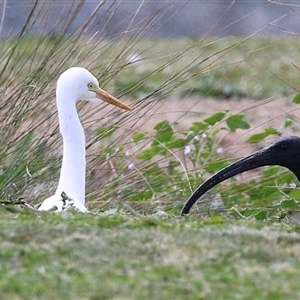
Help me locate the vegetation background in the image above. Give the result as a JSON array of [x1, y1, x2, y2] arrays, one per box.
[[1, 1, 300, 299]]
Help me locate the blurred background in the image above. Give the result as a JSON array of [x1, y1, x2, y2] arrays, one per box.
[[1, 0, 300, 38]]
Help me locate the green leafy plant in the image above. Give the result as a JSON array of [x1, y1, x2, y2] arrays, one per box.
[[87, 104, 300, 218], [89, 111, 255, 213]]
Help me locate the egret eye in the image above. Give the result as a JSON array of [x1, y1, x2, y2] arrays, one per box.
[[88, 83, 93, 89]]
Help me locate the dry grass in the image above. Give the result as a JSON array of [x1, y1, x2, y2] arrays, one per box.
[[1, 34, 299, 211], [1, 2, 300, 210]]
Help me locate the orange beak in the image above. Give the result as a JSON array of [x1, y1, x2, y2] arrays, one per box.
[[95, 87, 131, 111]]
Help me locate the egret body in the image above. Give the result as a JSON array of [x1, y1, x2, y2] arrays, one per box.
[[38, 67, 130, 212]]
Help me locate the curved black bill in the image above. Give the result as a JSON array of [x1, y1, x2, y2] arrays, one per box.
[[181, 136, 300, 215]]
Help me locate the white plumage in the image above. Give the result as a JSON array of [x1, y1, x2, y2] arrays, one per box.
[[38, 67, 130, 212]]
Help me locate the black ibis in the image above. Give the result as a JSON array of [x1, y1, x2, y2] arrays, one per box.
[[181, 136, 300, 215]]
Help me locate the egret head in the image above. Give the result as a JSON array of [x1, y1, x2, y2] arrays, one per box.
[[57, 67, 131, 111]]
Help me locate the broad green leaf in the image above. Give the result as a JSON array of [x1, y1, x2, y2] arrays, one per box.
[[132, 132, 147, 143], [167, 138, 189, 149], [292, 93, 300, 104], [280, 199, 300, 209], [204, 110, 228, 126], [262, 166, 280, 176], [288, 188, 300, 200], [152, 131, 174, 145], [247, 127, 279, 143], [283, 118, 293, 129], [188, 121, 209, 134], [108, 146, 119, 157], [136, 145, 165, 160], [152, 120, 175, 145], [154, 120, 172, 131], [254, 210, 269, 220], [260, 186, 280, 201], [226, 114, 250, 132], [275, 172, 297, 189], [136, 148, 156, 160]]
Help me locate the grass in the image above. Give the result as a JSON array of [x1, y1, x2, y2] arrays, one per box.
[[1, 35, 300, 209], [1, 208, 300, 299]]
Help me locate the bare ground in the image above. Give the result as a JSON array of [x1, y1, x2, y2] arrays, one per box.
[[85, 96, 299, 159]]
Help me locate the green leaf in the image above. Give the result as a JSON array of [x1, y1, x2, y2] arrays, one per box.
[[280, 199, 300, 209], [136, 148, 156, 160], [167, 138, 189, 149], [254, 210, 269, 220], [204, 110, 228, 126], [288, 187, 300, 200], [188, 121, 209, 133], [132, 132, 147, 143], [292, 94, 300, 104], [247, 127, 279, 143], [226, 114, 250, 132], [152, 120, 175, 145], [283, 118, 293, 129], [96, 125, 118, 138], [136, 145, 165, 160], [260, 186, 280, 201], [154, 120, 172, 131], [262, 166, 280, 176], [240, 208, 256, 218], [152, 131, 174, 145]]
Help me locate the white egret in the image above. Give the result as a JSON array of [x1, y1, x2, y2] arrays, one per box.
[[38, 67, 130, 212]]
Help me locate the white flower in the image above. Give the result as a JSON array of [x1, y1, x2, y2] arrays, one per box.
[[235, 175, 241, 181], [216, 147, 223, 154], [289, 182, 297, 189], [128, 162, 135, 170], [184, 145, 191, 155]]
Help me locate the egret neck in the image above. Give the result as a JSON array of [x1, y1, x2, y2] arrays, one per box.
[[55, 91, 86, 206]]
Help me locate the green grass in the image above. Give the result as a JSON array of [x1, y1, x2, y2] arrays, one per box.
[[1, 208, 300, 299], [2, 36, 300, 100]]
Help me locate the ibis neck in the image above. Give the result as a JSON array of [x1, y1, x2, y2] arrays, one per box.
[[55, 96, 86, 206]]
